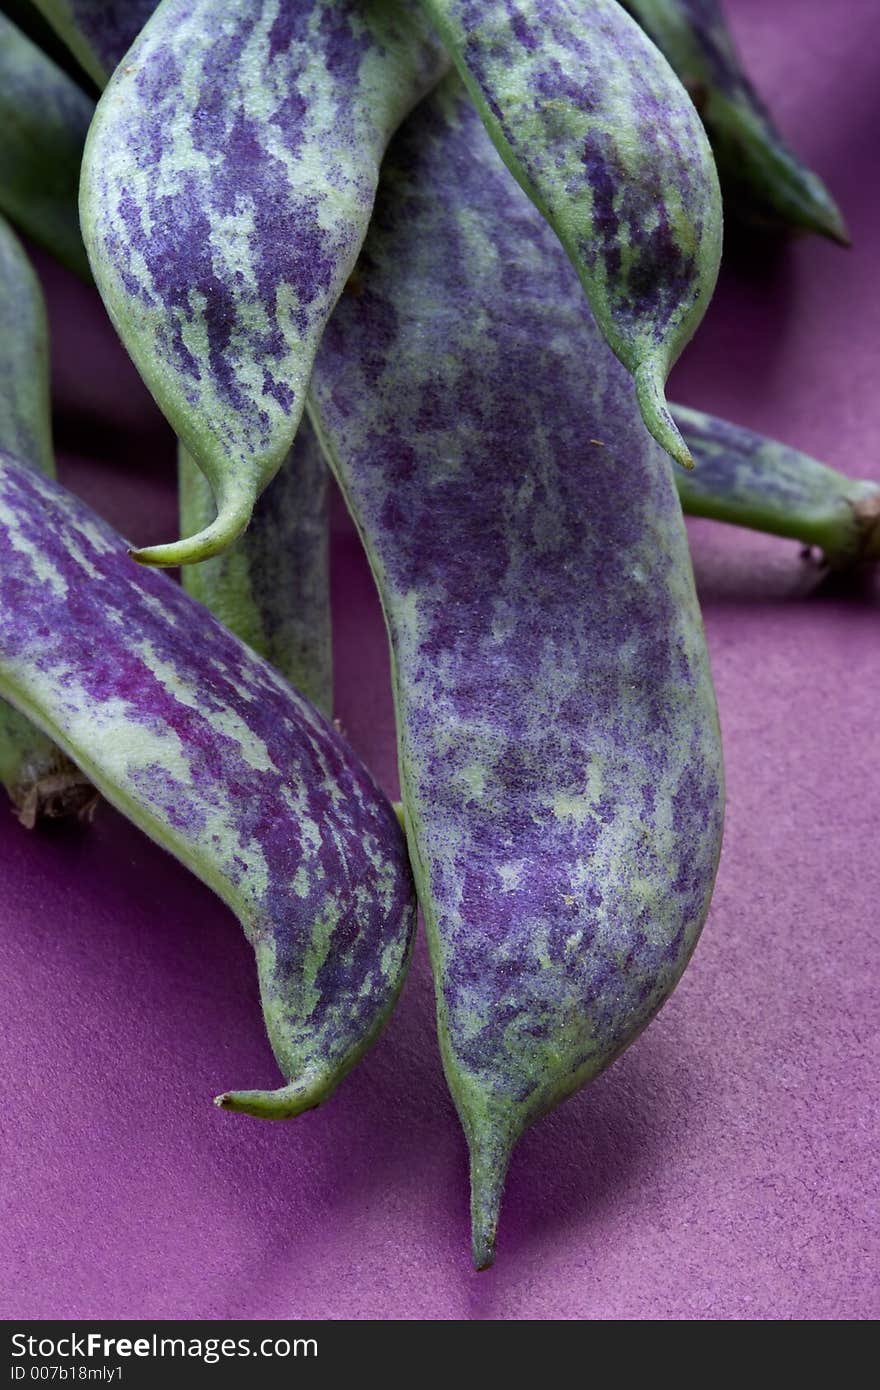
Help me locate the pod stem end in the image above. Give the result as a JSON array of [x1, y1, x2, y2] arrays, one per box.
[[214, 1072, 332, 1120], [468, 1124, 514, 1271], [130, 489, 255, 568], [635, 360, 694, 471]]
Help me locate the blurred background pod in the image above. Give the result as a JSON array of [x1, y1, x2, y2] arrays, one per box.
[[0, 11, 92, 279]]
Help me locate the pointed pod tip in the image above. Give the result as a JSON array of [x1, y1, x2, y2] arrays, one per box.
[[468, 1123, 514, 1271], [214, 1075, 330, 1120], [634, 361, 694, 471], [472, 1223, 497, 1271], [800, 200, 845, 246], [129, 491, 255, 568], [823, 215, 850, 251], [761, 165, 851, 247], [800, 178, 850, 247]]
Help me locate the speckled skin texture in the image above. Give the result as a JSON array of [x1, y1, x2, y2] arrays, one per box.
[[674, 404, 880, 566], [179, 420, 333, 714], [0, 13, 93, 279], [311, 77, 724, 1266], [0, 1, 874, 1317], [418, 0, 722, 467], [0, 453, 416, 1114], [41, 5, 336, 709], [0, 218, 94, 823], [80, 0, 448, 566], [31, 0, 159, 85], [621, 0, 847, 242]]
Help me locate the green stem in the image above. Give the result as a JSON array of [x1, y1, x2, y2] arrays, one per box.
[[673, 403, 880, 568], [214, 1072, 335, 1121]]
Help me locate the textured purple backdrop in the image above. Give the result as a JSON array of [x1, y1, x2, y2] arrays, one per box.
[[1, 0, 877, 1320]]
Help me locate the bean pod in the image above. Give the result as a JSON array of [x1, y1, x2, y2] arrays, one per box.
[[0, 453, 416, 1115], [80, 0, 448, 567], [310, 76, 724, 1267], [673, 404, 880, 567], [416, 0, 723, 467]]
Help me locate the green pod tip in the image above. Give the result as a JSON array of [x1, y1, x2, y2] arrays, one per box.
[[468, 1124, 514, 1271], [820, 202, 851, 249], [130, 488, 255, 568], [635, 359, 694, 471], [213, 1071, 335, 1121], [782, 162, 851, 246]]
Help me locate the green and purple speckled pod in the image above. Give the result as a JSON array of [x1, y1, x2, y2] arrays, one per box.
[[0, 453, 416, 1116], [416, 0, 723, 468], [673, 404, 880, 567], [621, 0, 847, 244], [310, 77, 724, 1267], [0, 12, 93, 279], [179, 422, 333, 715], [31, 0, 158, 86], [80, 0, 448, 567], [30, 2, 337, 701], [0, 216, 95, 825]]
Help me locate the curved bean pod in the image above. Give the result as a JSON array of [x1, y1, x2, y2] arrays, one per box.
[[673, 404, 880, 567], [179, 422, 333, 715], [415, 0, 722, 468], [80, 0, 448, 567], [310, 77, 724, 1267], [31, 0, 158, 86], [0, 216, 95, 824], [0, 452, 416, 1116], [0, 13, 93, 280], [620, 0, 847, 244]]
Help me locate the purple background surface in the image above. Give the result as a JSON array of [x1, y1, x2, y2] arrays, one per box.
[[1, 0, 877, 1321]]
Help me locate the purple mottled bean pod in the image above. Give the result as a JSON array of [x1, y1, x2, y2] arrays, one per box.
[[416, 0, 723, 468], [310, 76, 724, 1267], [80, 0, 448, 567], [0, 453, 416, 1117]]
